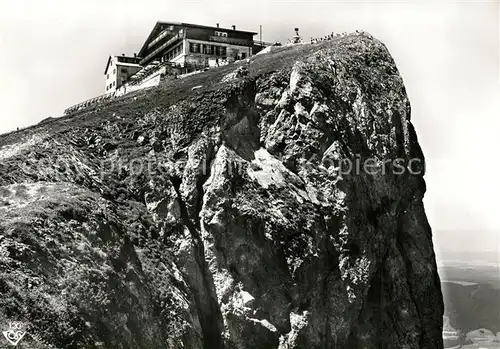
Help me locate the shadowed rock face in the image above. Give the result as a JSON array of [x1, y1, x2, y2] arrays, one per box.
[[0, 33, 443, 349]]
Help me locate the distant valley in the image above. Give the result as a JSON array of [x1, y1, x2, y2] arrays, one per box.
[[439, 257, 500, 348]]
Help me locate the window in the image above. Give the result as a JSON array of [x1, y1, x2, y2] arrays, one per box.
[[107, 74, 109, 79], [121, 68, 128, 73], [189, 42, 200, 53], [215, 46, 226, 57], [215, 31, 227, 37], [203, 45, 213, 55], [241, 52, 246, 59], [171, 45, 180, 57], [113, 81, 115, 86], [113, 69, 116, 74]]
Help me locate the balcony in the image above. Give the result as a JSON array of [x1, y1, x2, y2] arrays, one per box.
[[141, 32, 183, 65], [208, 36, 251, 46], [148, 26, 179, 50], [148, 29, 169, 49]]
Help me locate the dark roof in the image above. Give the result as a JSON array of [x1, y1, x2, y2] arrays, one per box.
[[138, 21, 258, 57], [104, 55, 142, 75], [104, 56, 113, 75]]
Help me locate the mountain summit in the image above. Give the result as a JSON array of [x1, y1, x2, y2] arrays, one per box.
[[0, 33, 444, 349]]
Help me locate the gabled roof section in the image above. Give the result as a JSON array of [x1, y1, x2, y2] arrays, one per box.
[[138, 21, 258, 57]]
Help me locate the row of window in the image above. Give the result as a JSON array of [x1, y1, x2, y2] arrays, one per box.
[[214, 31, 228, 37], [117, 57, 140, 64], [189, 43, 228, 56], [188, 43, 247, 59]]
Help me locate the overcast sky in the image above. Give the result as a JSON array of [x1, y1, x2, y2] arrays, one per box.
[[0, 0, 498, 261]]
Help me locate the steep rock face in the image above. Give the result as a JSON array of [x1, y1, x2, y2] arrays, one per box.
[[0, 33, 443, 348]]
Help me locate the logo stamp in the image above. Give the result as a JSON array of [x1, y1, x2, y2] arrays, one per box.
[[2, 322, 26, 346]]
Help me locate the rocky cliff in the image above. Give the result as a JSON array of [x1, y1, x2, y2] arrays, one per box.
[[0, 33, 444, 349]]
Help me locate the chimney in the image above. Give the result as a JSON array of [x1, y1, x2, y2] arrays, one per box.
[[134, 53, 137, 58], [232, 25, 236, 30], [216, 23, 219, 28], [122, 53, 125, 56]]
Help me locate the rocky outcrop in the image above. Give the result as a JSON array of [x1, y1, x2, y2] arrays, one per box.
[[0, 33, 443, 348]]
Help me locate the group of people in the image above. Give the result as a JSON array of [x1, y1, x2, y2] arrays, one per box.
[[310, 31, 352, 44]]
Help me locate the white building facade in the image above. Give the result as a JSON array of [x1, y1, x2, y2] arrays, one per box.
[[104, 55, 142, 93]]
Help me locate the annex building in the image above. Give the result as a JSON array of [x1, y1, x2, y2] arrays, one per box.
[[104, 55, 142, 93]]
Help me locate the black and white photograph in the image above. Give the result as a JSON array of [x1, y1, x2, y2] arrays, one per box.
[[0, 0, 498, 348]]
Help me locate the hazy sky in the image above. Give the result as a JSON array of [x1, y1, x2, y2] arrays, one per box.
[[0, 0, 498, 259]]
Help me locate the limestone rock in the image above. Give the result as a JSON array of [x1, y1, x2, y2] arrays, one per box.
[[0, 33, 443, 349]]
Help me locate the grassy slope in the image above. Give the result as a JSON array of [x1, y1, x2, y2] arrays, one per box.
[[0, 39, 345, 149]]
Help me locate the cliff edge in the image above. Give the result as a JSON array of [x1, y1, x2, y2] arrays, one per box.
[[0, 33, 444, 349]]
